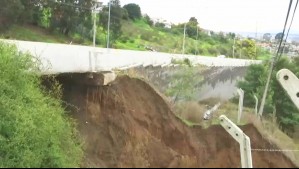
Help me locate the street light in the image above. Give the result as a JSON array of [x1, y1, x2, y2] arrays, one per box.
[[92, 0, 103, 47]]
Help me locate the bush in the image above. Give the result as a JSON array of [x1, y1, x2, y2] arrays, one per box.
[[207, 47, 219, 56], [0, 42, 83, 168], [140, 33, 153, 41], [175, 102, 205, 124], [129, 38, 135, 43], [120, 36, 129, 43]]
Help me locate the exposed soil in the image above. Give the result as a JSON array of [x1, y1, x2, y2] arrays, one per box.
[[55, 74, 296, 168]]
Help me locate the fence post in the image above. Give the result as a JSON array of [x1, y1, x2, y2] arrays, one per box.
[[254, 95, 258, 117], [219, 115, 253, 168], [237, 88, 244, 124], [277, 69, 299, 110]]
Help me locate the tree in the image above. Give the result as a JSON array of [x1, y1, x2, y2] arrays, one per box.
[[242, 39, 256, 59], [166, 61, 202, 103], [155, 22, 166, 28], [236, 39, 257, 59], [237, 58, 299, 136], [0, 0, 24, 29], [144, 14, 153, 26], [19, 0, 43, 25], [275, 32, 283, 41], [263, 33, 272, 42], [271, 58, 299, 135], [228, 32, 236, 39], [99, 0, 123, 46], [49, 0, 93, 36], [186, 17, 200, 39], [238, 64, 268, 107], [123, 3, 141, 20], [0, 42, 83, 167]]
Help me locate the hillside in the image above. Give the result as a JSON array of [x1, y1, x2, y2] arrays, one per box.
[[1, 20, 272, 60], [0, 0, 272, 60], [0, 21, 234, 56], [53, 74, 295, 168]]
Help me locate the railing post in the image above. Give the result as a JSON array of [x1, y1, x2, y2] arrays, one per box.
[[277, 69, 299, 110], [237, 88, 244, 124], [254, 95, 258, 117], [219, 115, 253, 168]]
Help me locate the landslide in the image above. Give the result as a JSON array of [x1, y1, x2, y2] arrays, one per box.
[[55, 74, 295, 168]]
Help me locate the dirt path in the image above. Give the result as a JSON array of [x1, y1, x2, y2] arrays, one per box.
[[56, 74, 295, 168]]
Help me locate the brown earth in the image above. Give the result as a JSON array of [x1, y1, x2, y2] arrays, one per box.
[[55, 74, 296, 168]]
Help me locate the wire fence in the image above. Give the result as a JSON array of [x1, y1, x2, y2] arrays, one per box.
[[251, 149, 299, 152]]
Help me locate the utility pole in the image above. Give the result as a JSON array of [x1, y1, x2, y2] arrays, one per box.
[[258, 58, 274, 119], [107, 0, 111, 49], [255, 21, 258, 59], [232, 37, 236, 58], [92, 0, 102, 47], [195, 26, 199, 55], [92, 1, 98, 47], [182, 23, 187, 55], [240, 40, 242, 58]]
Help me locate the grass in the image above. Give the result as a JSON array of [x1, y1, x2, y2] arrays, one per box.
[[253, 117, 299, 167], [257, 53, 272, 60], [175, 115, 200, 127], [1, 25, 70, 43], [173, 99, 251, 128], [0, 42, 83, 167], [174, 98, 299, 167], [1, 20, 268, 60]]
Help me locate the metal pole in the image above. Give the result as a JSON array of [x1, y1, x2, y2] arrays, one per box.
[[233, 37, 236, 58], [195, 26, 199, 55], [240, 40, 242, 58], [182, 23, 186, 55], [258, 60, 274, 119], [254, 95, 258, 117], [93, 6, 97, 47], [107, 1, 111, 49], [237, 88, 244, 124]]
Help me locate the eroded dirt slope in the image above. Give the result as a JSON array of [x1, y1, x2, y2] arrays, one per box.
[[56, 74, 295, 168]]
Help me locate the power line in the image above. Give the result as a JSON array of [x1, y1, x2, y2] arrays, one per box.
[[258, 0, 295, 118], [277, 0, 299, 61], [274, 0, 293, 62]]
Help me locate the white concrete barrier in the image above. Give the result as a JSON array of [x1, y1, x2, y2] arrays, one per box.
[[1, 39, 262, 74]]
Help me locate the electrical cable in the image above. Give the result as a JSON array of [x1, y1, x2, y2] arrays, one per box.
[[258, 0, 294, 116], [277, 0, 298, 61]]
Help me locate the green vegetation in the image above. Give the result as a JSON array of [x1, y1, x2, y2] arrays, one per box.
[[237, 57, 299, 136], [2, 25, 70, 43], [0, 42, 83, 167], [123, 3, 142, 20], [0, 0, 269, 59], [166, 65, 203, 103]]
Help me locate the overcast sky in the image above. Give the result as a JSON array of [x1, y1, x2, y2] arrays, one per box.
[[101, 0, 299, 34]]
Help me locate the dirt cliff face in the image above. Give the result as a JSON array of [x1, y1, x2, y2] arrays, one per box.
[[56, 74, 295, 168]]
